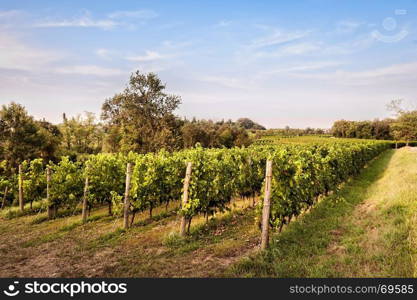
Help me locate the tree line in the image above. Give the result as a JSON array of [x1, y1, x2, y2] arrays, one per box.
[[331, 105, 417, 143], [0, 70, 267, 173], [256, 126, 327, 138]]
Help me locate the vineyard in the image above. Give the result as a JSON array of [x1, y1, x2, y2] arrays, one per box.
[[1, 139, 392, 250]]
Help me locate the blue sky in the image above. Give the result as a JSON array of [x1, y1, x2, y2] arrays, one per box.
[[1, 0, 417, 128]]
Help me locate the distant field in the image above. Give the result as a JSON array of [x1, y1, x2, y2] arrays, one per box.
[[253, 135, 359, 145], [253, 134, 417, 147]]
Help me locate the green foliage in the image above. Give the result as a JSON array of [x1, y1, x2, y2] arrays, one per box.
[[179, 146, 265, 219], [22, 159, 46, 205], [59, 112, 104, 157], [0, 160, 16, 208], [84, 153, 127, 209], [130, 150, 183, 214], [48, 157, 83, 210], [101, 70, 182, 153], [236, 118, 266, 130], [256, 127, 325, 139], [331, 119, 392, 140], [0, 134, 392, 234], [331, 104, 417, 142], [0, 102, 59, 170], [258, 141, 391, 229], [181, 119, 252, 148], [391, 110, 417, 142]]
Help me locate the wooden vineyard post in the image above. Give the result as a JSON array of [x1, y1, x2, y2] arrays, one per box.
[[260, 160, 273, 250], [18, 164, 24, 212], [46, 167, 54, 219], [81, 173, 89, 223], [1, 186, 8, 209], [123, 163, 133, 229], [180, 162, 192, 236]]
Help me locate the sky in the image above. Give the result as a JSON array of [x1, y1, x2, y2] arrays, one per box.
[[0, 0, 417, 129]]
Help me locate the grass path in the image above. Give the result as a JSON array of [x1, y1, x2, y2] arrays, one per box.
[[229, 148, 417, 277]]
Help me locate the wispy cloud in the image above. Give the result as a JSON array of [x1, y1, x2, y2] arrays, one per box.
[[96, 48, 112, 60], [255, 42, 321, 58], [0, 10, 27, 28], [33, 9, 158, 30], [0, 30, 61, 71], [249, 29, 310, 49], [199, 75, 251, 90], [293, 62, 417, 86], [54, 65, 124, 76], [161, 40, 193, 49], [34, 11, 118, 29], [335, 20, 363, 34], [260, 61, 346, 75], [126, 51, 166, 62], [323, 33, 375, 55], [0, 10, 23, 18], [108, 10, 157, 19]]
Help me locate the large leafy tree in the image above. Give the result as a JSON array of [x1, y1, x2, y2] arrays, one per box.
[[236, 118, 266, 130], [391, 111, 417, 143], [387, 99, 417, 143], [59, 112, 104, 156], [102, 70, 182, 153], [0, 103, 45, 171], [36, 120, 62, 162]]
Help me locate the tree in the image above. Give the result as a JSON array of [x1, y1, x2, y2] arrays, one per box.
[[331, 120, 351, 138], [36, 120, 62, 162], [59, 112, 104, 157], [355, 121, 373, 139], [0, 103, 44, 171], [391, 111, 417, 144], [236, 118, 266, 130], [387, 99, 417, 144], [372, 119, 392, 140], [102, 70, 182, 153], [331, 119, 393, 140]]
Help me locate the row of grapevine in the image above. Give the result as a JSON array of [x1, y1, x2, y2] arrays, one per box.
[[258, 142, 390, 229], [1, 140, 391, 244], [176, 147, 265, 233], [257, 141, 390, 248]]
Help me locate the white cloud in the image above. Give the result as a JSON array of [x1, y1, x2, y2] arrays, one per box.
[[199, 75, 250, 90], [34, 13, 118, 30], [293, 61, 417, 86], [323, 34, 375, 55], [281, 42, 321, 55], [161, 40, 193, 49], [96, 48, 112, 60], [54, 65, 124, 77], [249, 29, 310, 49], [335, 20, 363, 34], [0, 30, 61, 71], [255, 42, 321, 57], [0, 10, 23, 18], [126, 51, 165, 62], [108, 10, 157, 19], [33, 9, 158, 30], [260, 61, 346, 75]]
